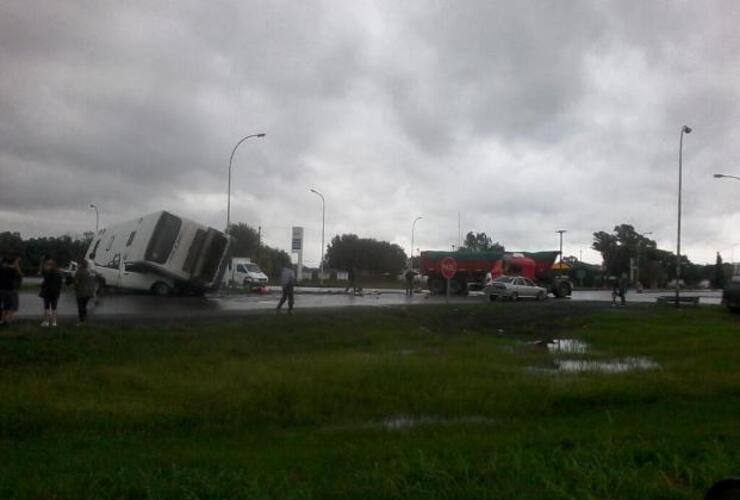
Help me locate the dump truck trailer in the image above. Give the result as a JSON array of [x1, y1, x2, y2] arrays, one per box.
[[420, 250, 572, 298]]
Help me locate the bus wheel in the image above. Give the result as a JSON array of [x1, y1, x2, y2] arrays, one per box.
[[151, 282, 171, 297]]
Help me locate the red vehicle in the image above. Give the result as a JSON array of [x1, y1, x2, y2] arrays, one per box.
[[419, 250, 572, 298]]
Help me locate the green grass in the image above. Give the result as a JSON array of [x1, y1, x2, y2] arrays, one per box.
[[0, 305, 738, 499]]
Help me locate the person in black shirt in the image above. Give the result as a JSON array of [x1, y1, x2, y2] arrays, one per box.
[[40, 259, 62, 327], [0, 255, 22, 325]]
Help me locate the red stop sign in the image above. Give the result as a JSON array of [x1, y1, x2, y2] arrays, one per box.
[[440, 257, 457, 280]]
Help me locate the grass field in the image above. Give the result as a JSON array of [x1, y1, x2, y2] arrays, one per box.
[[0, 303, 738, 499]]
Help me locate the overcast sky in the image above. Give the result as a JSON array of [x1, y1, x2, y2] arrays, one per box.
[[2, 0, 740, 265]]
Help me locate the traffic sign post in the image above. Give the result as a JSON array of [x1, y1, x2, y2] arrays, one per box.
[[440, 256, 457, 304]]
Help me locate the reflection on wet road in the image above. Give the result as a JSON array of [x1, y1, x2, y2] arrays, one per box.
[[12, 287, 722, 320]]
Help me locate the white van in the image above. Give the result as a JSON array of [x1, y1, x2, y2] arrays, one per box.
[[87, 211, 229, 295], [223, 258, 269, 289]]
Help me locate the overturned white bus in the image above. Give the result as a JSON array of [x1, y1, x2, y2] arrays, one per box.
[[86, 211, 229, 295]]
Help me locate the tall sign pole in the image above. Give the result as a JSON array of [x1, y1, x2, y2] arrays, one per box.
[[291, 226, 304, 282], [441, 256, 457, 304]]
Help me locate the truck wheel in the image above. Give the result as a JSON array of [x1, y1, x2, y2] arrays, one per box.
[[555, 282, 571, 298], [449, 279, 465, 295], [428, 278, 446, 295], [151, 282, 171, 297]]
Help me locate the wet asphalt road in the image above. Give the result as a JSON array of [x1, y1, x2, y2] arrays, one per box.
[[10, 286, 723, 321]]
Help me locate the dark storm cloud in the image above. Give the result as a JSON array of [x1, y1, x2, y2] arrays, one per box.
[[1, 0, 740, 264]]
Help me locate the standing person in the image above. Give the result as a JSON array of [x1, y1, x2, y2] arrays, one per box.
[[617, 273, 629, 306], [74, 259, 95, 324], [345, 266, 356, 294], [276, 265, 296, 313], [0, 256, 22, 325], [40, 259, 63, 327], [404, 268, 416, 296]]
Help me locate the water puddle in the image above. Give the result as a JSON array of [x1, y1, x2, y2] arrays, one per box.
[[382, 415, 495, 430], [526, 338, 659, 374], [541, 338, 589, 354], [328, 415, 496, 432], [555, 357, 659, 373]]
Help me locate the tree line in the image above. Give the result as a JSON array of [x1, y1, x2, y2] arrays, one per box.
[[593, 224, 729, 288], [0, 231, 92, 274]]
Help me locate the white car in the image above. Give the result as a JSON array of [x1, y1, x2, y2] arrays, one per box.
[[484, 275, 548, 302]]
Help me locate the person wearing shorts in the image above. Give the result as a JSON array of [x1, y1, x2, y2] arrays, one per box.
[[40, 259, 62, 327]]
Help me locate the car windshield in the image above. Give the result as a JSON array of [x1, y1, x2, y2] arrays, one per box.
[[493, 276, 514, 283]]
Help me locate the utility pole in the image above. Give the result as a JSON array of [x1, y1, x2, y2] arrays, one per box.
[[310, 189, 325, 285], [89, 204, 99, 233], [411, 217, 422, 268], [226, 132, 266, 233], [676, 125, 692, 307], [556, 230, 567, 269]]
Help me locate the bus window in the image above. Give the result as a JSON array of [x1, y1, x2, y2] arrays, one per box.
[[126, 231, 136, 246], [145, 212, 182, 264], [182, 229, 207, 274]]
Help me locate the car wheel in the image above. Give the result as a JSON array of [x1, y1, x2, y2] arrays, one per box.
[[488, 295, 498, 303], [537, 291, 545, 301], [511, 292, 518, 302], [151, 282, 171, 297]]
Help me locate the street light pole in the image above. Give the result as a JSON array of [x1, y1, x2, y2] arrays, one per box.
[[310, 189, 325, 285], [89, 204, 99, 233], [556, 230, 567, 269], [226, 132, 266, 233], [676, 125, 692, 307], [411, 216, 422, 268]]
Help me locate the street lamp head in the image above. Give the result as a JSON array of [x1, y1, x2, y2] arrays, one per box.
[[714, 173, 725, 178], [256, 133, 266, 138], [682, 125, 692, 134], [89, 204, 96, 208]]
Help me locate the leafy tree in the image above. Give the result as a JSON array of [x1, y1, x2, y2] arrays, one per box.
[[462, 232, 504, 252], [325, 234, 407, 275], [228, 223, 260, 258], [228, 222, 290, 279], [0, 231, 92, 274]]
